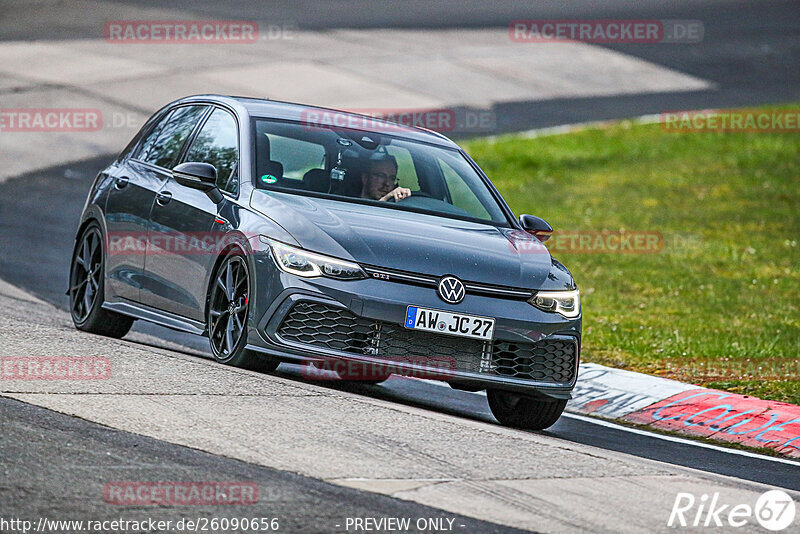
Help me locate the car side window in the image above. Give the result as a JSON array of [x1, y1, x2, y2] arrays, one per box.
[[384, 146, 419, 191], [263, 133, 325, 185], [132, 114, 167, 162], [185, 108, 239, 195], [138, 105, 208, 169], [439, 158, 492, 220]]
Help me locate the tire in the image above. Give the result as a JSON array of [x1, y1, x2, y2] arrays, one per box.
[[487, 389, 567, 430], [69, 223, 134, 338], [207, 252, 279, 372]]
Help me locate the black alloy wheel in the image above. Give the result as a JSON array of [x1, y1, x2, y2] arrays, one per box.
[[208, 252, 279, 372], [69, 223, 133, 338]]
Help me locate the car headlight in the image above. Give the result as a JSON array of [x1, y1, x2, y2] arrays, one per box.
[[529, 289, 580, 318], [263, 238, 367, 280]]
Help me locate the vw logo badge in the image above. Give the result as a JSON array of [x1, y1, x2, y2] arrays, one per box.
[[437, 276, 465, 304]]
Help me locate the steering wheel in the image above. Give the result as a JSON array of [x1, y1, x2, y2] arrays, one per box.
[[390, 190, 434, 202]]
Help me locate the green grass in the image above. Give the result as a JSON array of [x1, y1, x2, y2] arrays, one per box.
[[463, 106, 800, 404]]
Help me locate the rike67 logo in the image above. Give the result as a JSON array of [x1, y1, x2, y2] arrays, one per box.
[[669, 490, 796, 531]]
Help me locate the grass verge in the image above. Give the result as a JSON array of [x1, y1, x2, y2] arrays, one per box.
[[464, 106, 800, 404]]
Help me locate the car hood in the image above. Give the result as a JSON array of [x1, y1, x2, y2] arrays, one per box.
[[250, 191, 557, 289]]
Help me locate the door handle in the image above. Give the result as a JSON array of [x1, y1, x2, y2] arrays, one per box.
[[113, 176, 130, 190], [155, 191, 173, 206]]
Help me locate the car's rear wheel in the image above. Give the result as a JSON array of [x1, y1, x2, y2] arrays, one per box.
[[487, 389, 567, 430], [69, 223, 133, 338], [208, 252, 279, 372]]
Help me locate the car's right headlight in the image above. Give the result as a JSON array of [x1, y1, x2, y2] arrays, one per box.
[[261, 237, 367, 281], [528, 289, 580, 318]]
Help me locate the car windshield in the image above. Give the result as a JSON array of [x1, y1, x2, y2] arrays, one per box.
[[252, 118, 509, 225]]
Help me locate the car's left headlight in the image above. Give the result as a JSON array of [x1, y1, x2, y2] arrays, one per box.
[[262, 238, 367, 281], [528, 289, 580, 318]]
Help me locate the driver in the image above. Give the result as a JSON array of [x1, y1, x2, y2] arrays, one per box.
[[360, 155, 412, 202]]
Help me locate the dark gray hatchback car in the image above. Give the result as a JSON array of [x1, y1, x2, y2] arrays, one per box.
[[69, 95, 581, 429]]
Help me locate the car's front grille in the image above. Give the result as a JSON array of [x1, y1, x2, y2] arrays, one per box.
[[361, 266, 533, 300], [491, 339, 576, 383], [375, 323, 487, 374], [276, 302, 375, 353], [276, 301, 577, 384]]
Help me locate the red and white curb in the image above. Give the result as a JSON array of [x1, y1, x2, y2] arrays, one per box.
[[571, 363, 800, 459]]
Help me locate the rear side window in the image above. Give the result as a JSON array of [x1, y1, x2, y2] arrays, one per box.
[[133, 117, 166, 162], [136, 105, 207, 169], [185, 108, 239, 195], [265, 134, 326, 182]]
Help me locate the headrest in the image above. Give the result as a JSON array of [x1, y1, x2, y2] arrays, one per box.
[[256, 132, 270, 160], [302, 168, 330, 192]]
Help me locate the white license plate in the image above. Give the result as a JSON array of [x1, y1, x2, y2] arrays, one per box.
[[404, 306, 495, 341]]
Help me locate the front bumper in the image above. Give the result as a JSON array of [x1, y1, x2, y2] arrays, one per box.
[[245, 255, 581, 399]]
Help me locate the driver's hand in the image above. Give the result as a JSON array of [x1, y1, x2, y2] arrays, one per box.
[[379, 187, 412, 202]]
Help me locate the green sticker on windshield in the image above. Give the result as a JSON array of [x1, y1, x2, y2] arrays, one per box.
[[260, 174, 277, 184]]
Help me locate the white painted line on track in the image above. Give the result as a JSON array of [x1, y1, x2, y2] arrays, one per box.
[[411, 377, 800, 466]]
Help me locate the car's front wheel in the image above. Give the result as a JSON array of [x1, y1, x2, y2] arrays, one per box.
[[487, 389, 567, 430], [207, 252, 279, 372], [69, 222, 133, 338]]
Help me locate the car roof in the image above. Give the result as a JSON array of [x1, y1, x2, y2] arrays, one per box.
[[172, 94, 461, 149]]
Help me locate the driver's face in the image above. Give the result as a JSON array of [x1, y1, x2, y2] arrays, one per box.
[[362, 161, 398, 200]]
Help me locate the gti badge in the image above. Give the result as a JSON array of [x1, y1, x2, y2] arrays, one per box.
[[437, 276, 465, 304]]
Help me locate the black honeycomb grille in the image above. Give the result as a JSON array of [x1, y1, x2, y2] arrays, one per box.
[[277, 302, 577, 384], [491, 339, 576, 383], [276, 302, 375, 353], [375, 323, 486, 374]]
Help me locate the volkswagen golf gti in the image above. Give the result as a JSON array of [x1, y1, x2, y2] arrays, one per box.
[[69, 95, 581, 429]]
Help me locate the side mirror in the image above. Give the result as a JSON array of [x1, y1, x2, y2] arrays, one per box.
[[519, 214, 553, 242], [173, 162, 223, 203]]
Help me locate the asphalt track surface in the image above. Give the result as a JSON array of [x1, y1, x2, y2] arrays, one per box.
[[1, 396, 526, 533], [1, 0, 798, 132], [0, 156, 797, 505], [1, 2, 799, 530]]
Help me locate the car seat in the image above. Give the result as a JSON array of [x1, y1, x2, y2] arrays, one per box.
[[302, 168, 331, 193]]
